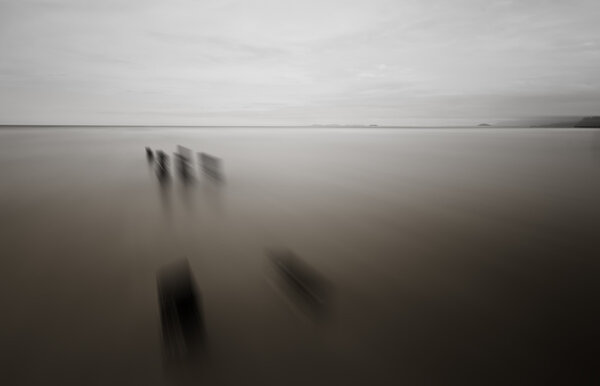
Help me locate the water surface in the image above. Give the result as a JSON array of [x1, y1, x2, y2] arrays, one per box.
[[1, 127, 598, 385]]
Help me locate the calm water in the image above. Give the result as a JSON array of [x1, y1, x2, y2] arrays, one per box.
[[1, 127, 599, 385]]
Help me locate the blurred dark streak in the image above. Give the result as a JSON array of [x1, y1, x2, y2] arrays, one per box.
[[155, 151, 171, 181], [146, 146, 154, 162], [175, 146, 194, 185], [198, 152, 225, 183], [175, 160, 196, 212], [158, 172, 172, 214], [265, 249, 332, 321], [157, 259, 206, 367]]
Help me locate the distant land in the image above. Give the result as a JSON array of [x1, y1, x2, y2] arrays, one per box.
[[573, 116, 600, 128], [0, 117, 598, 129], [529, 116, 600, 128]]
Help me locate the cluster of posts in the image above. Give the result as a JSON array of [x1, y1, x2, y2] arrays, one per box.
[[145, 146, 331, 364], [145, 146, 223, 182]]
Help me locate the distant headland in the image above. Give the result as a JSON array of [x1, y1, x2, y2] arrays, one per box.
[[574, 116, 600, 128], [529, 116, 600, 128]]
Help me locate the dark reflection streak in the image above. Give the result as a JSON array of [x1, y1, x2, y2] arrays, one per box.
[[158, 175, 172, 214]]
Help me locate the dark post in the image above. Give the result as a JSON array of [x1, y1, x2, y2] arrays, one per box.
[[156, 150, 170, 179], [198, 152, 223, 180]]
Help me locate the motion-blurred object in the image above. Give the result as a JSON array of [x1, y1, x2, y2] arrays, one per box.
[[198, 152, 223, 181], [266, 249, 331, 319], [145, 147, 154, 161], [155, 151, 170, 181], [157, 259, 205, 362], [175, 145, 194, 182]]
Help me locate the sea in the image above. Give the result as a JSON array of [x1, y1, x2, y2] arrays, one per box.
[[1, 126, 599, 385]]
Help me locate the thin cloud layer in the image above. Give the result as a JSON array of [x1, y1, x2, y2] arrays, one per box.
[[1, 0, 599, 125]]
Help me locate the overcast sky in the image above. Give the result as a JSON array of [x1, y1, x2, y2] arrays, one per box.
[[0, 0, 599, 125]]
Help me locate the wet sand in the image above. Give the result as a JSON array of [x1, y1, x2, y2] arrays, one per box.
[[1, 127, 599, 385]]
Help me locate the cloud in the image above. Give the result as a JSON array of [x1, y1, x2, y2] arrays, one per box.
[[0, 0, 599, 125]]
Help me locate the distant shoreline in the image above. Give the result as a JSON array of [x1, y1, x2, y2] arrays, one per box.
[[0, 124, 590, 129]]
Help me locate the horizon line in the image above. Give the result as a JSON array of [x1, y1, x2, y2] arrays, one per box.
[[0, 124, 583, 129]]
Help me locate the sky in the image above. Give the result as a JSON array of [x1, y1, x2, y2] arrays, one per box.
[[0, 0, 599, 126]]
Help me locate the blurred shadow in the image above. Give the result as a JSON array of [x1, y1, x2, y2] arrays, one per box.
[[157, 259, 205, 363], [265, 249, 332, 320]]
